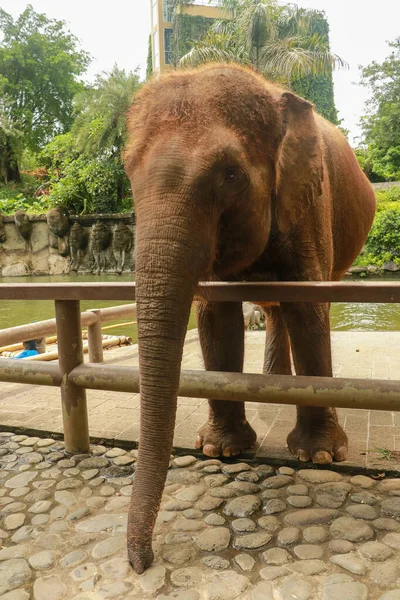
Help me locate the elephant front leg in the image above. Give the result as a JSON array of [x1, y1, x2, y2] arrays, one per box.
[[195, 300, 257, 457], [281, 302, 347, 464]]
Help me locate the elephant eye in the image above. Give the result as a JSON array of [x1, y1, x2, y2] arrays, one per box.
[[224, 167, 238, 182]]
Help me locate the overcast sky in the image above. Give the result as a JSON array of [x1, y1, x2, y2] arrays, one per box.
[[1, 0, 399, 144]]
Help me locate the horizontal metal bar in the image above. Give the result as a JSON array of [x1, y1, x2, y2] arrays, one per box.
[[69, 364, 400, 412], [0, 304, 137, 347], [0, 358, 62, 386], [1, 281, 400, 303]]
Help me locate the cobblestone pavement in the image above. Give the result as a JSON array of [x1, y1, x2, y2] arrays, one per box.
[[1, 435, 400, 598], [1, 331, 400, 472]]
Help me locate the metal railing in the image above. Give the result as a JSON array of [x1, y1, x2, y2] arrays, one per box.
[[1, 281, 400, 454]]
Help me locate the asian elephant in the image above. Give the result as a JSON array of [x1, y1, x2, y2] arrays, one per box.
[[123, 64, 376, 573]]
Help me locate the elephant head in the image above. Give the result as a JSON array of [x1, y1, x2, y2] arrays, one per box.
[[14, 210, 32, 241], [124, 64, 324, 572]]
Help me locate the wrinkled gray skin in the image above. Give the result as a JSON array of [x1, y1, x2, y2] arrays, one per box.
[[46, 206, 70, 256], [0, 213, 6, 244], [91, 221, 112, 274], [69, 222, 89, 271], [14, 210, 32, 241], [113, 222, 134, 274]]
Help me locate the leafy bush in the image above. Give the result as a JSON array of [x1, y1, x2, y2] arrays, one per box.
[[0, 194, 50, 215], [365, 203, 400, 261], [376, 187, 400, 204], [39, 133, 131, 214]]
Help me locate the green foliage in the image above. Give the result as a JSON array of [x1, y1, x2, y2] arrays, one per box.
[[0, 5, 89, 182], [146, 35, 153, 79], [355, 147, 385, 182], [359, 38, 400, 181], [365, 203, 400, 260], [39, 132, 131, 215], [72, 65, 141, 157], [0, 195, 50, 215], [177, 0, 346, 89], [376, 187, 400, 203], [173, 14, 217, 64], [290, 10, 338, 123]]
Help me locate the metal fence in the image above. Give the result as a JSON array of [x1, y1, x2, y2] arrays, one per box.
[[1, 281, 400, 455]]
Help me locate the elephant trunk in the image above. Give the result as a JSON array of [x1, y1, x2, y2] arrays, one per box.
[[127, 199, 212, 573]]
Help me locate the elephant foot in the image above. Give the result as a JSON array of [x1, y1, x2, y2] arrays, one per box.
[[127, 540, 154, 574], [195, 418, 257, 458], [287, 412, 348, 464]]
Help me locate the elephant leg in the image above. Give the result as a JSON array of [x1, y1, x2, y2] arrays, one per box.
[[195, 300, 257, 457], [281, 302, 347, 464], [263, 305, 292, 375]]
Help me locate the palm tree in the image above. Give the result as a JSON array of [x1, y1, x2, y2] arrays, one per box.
[[179, 0, 346, 83], [72, 65, 141, 157]]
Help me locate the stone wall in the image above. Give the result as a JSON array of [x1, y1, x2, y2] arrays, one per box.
[[0, 212, 135, 277]]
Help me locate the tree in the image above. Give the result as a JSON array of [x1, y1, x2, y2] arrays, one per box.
[[72, 65, 141, 158], [359, 38, 400, 181], [71, 65, 141, 204], [0, 5, 90, 181], [179, 0, 345, 87], [0, 92, 23, 183], [39, 66, 140, 214]]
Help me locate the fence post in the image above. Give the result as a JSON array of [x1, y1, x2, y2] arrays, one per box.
[[55, 299, 90, 454], [87, 309, 104, 363]]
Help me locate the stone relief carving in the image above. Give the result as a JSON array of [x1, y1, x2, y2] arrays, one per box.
[[14, 210, 32, 241], [0, 213, 6, 244], [113, 222, 134, 274], [46, 206, 70, 257], [69, 222, 89, 272], [91, 221, 112, 274], [0, 210, 135, 276]]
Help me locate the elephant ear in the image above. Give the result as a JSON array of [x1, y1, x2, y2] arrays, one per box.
[[275, 91, 324, 234]]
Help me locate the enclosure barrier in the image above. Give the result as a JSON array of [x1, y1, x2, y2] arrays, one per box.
[[1, 281, 400, 454]]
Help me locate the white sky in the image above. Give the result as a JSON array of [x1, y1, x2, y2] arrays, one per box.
[[1, 0, 399, 144]]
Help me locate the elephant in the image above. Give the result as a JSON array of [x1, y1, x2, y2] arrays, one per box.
[[46, 206, 70, 256], [90, 221, 112, 274], [243, 301, 265, 330], [14, 210, 32, 241], [113, 222, 134, 274], [69, 222, 89, 271], [123, 64, 376, 573]]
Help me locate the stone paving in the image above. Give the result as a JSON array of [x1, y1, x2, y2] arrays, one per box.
[[1, 331, 400, 472], [1, 435, 400, 599]]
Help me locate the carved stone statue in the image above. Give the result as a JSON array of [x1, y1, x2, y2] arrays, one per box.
[[14, 210, 32, 241], [0, 213, 6, 244], [91, 221, 112, 274], [113, 222, 134, 274], [46, 206, 70, 256], [69, 222, 89, 271]]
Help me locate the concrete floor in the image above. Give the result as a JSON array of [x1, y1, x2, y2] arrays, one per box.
[[1, 330, 400, 474]]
